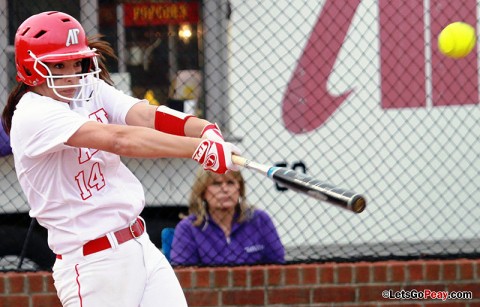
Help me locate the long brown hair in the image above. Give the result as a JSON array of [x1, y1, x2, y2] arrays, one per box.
[[188, 169, 254, 226], [2, 34, 117, 135]]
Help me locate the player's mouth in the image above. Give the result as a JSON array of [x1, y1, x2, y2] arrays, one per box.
[[58, 89, 77, 97]]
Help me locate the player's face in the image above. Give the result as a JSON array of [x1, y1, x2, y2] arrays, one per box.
[[33, 59, 83, 103], [204, 173, 240, 212]]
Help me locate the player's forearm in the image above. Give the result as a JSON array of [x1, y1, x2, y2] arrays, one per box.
[[184, 117, 211, 138], [112, 126, 200, 158], [68, 121, 200, 159]]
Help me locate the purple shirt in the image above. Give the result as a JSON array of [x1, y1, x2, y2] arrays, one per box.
[[170, 209, 285, 266]]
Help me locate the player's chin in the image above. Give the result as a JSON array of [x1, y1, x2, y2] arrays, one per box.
[[56, 90, 76, 101]]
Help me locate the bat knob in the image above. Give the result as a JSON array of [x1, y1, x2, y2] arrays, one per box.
[[350, 195, 367, 213]]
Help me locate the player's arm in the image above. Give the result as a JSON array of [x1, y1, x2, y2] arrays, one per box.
[[125, 102, 224, 141], [65, 121, 240, 173], [66, 121, 198, 158]]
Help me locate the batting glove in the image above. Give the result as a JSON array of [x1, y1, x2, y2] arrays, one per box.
[[200, 123, 224, 143], [192, 140, 242, 174]]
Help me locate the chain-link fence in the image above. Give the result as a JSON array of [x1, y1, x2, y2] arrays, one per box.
[[1, 0, 479, 271]]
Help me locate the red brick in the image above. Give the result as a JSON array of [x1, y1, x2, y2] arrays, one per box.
[[442, 262, 457, 280], [0, 295, 29, 307], [26, 272, 44, 293], [7, 273, 25, 294], [249, 267, 265, 287], [301, 264, 318, 285], [382, 304, 423, 307], [185, 289, 220, 306], [389, 262, 406, 282], [313, 285, 355, 303], [267, 265, 282, 286], [45, 274, 57, 293], [424, 303, 469, 307], [213, 267, 229, 287], [31, 294, 62, 307], [0, 274, 5, 293], [320, 264, 334, 284], [403, 283, 446, 292], [448, 282, 480, 294], [475, 260, 480, 279], [223, 289, 264, 305], [268, 287, 310, 305], [354, 262, 371, 283], [285, 265, 300, 285], [175, 269, 192, 289], [372, 263, 387, 282], [358, 285, 401, 302], [194, 268, 211, 288], [425, 261, 441, 280], [459, 261, 474, 280], [231, 267, 247, 287], [337, 263, 353, 283], [407, 262, 424, 281]]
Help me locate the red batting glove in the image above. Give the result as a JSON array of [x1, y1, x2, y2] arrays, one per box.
[[200, 123, 224, 143], [192, 140, 242, 174]]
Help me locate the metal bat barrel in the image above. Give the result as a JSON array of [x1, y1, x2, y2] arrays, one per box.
[[267, 167, 366, 213]]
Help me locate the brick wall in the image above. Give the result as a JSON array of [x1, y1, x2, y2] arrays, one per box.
[[1, 259, 479, 307]]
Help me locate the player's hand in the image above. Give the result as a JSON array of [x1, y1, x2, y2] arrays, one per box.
[[200, 123, 224, 143], [192, 140, 242, 174]]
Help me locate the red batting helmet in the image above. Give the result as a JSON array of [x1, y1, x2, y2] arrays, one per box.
[[14, 11, 100, 100]]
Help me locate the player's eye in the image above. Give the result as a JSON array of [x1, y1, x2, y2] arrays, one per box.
[[53, 63, 64, 69]]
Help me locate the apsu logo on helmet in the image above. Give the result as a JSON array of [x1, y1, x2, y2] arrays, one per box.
[[66, 28, 81, 47]]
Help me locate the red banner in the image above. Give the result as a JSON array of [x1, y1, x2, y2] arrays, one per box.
[[124, 2, 199, 26]]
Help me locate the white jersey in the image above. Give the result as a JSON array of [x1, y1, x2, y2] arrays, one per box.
[[10, 78, 146, 254]]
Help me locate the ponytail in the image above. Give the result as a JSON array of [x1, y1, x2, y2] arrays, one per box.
[[87, 34, 117, 86], [2, 83, 28, 136]]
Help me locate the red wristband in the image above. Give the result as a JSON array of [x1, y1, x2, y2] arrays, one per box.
[[154, 106, 194, 136]]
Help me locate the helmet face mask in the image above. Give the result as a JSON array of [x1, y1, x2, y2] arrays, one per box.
[[29, 50, 101, 102], [15, 11, 101, 102]]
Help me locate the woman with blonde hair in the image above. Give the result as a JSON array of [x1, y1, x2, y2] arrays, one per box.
[[171, 169, 285, 265]]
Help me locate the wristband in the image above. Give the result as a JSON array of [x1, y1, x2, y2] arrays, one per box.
[[154, 105, 194, 136]]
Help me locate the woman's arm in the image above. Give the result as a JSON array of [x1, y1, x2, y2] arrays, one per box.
[[66, 120, 199, 158], [125, 102, 217, 139]]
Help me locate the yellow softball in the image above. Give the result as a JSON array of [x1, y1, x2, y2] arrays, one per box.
[[438, 22, 476, 59]]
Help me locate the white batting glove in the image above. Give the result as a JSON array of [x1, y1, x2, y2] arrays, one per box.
[[192, 140, 242, 174], [200, 123, 224, 143]]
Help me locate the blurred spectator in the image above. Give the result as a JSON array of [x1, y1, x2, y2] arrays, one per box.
[[0, 120, 12, 156], [171, 169, 285, 265]]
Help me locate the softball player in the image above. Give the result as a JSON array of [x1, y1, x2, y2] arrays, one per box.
[[2, 11, 241, 306]]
